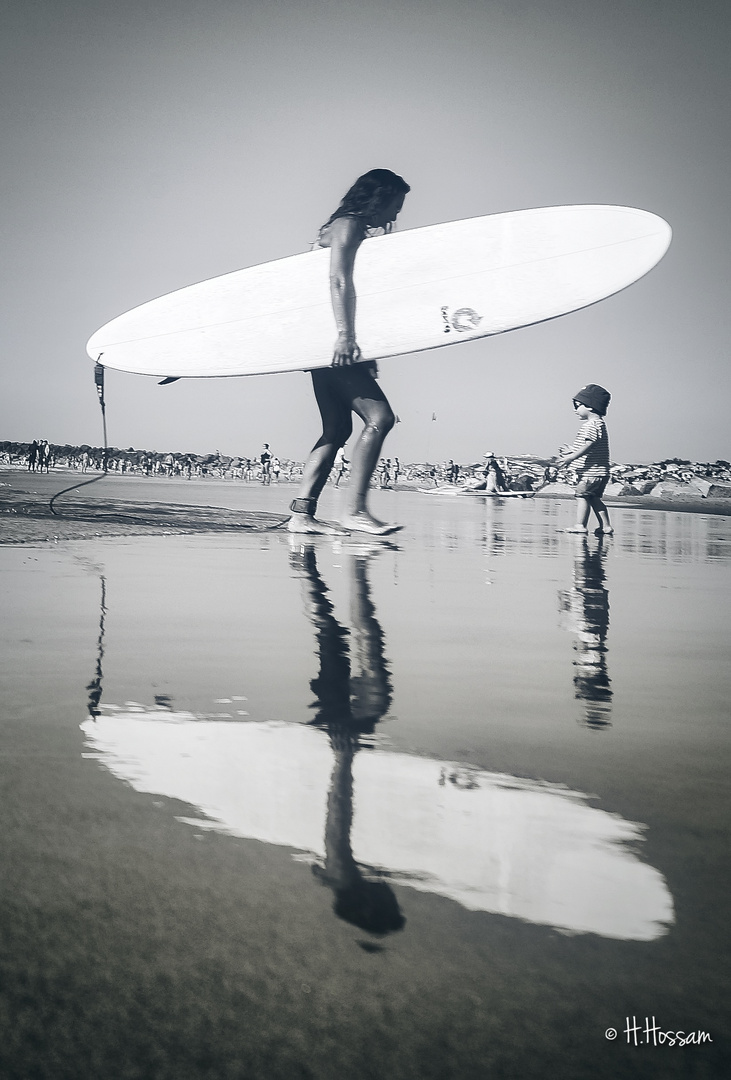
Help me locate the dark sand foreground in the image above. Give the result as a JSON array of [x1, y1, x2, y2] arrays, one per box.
[[0, 469, 290, 543]]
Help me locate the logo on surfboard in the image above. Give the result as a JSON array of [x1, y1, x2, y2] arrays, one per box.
[[441, 306, 483, 334]]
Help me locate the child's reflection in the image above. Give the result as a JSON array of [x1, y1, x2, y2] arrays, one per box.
[[291, 541, 405, 936], [558, 537, 612, 729]]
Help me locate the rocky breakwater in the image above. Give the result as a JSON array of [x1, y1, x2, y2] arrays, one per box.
[[603, 459, 731, 501]]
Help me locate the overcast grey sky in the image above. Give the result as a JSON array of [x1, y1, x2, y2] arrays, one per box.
[[1, 0, 729, 463]]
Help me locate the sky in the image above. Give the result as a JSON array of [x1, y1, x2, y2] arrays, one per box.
[[1, 0, 729, 465]]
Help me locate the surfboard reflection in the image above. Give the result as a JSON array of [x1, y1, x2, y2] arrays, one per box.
[[82, 545, 672, 941], [558, 537, 612, 729]]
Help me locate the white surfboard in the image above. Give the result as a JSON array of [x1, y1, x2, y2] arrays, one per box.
[[87, 205, 671, 379]]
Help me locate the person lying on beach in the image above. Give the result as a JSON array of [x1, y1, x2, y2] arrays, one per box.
[[287, 169, 410, 536]]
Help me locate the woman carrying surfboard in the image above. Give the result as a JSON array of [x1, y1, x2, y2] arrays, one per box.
[[288, 169, 410, 535]]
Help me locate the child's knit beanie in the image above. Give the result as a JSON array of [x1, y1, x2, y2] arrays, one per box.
[[573, 384, 611, 416]]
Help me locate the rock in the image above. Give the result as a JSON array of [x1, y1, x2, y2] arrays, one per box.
[[649, 481, 683, 498], [687, 479, 712, 498]]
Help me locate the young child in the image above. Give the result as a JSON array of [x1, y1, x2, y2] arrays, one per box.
[[556, 384, 614, 535]]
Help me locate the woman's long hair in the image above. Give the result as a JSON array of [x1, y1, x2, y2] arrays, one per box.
[[323, 169, 410, 233]]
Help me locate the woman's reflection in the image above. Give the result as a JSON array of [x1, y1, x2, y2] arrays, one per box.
[[291, 541, 405, 936], [558, 536, 612, 729]]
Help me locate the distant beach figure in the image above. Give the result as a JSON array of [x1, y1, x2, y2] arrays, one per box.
[[332, 447, 348, 487], [260, 443, 272, 484], [461, 451, 508, 493], [288, 169, 410, 536], [482, 452, 508, 492], [555, 384, 613, 535]]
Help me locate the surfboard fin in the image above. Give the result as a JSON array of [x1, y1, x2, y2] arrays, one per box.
[[158, 377, 180, 385]]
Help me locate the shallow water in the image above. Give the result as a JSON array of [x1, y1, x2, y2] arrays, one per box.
[[2, 488, 730, 1078]]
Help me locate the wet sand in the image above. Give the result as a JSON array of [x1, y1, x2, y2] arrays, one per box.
[[2, 466, 731, 547], [1, 469, 730, 1079]]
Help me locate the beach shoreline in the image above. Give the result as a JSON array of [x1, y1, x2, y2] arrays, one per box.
[[2, 466, 730, 546]]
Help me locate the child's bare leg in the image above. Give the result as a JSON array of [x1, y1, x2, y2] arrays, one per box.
[[566, 496, 591, 533], [591, 497, 613, 535]]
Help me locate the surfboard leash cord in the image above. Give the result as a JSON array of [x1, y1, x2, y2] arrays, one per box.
[[49, 360, 109, 515], [49, 361, 289, 530]]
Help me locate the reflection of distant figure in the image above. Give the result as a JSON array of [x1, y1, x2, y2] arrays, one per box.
[[558, 537, 612, 729], [291, 543, 405, 936]]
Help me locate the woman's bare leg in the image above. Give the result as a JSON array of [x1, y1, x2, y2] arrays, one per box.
[[290, 366, 401, 535], [288, 372, 352, 534], [339, 369, 399, 534]]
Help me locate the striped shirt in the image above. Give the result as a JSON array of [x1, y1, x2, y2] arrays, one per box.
[[571, 417, 610, 480]]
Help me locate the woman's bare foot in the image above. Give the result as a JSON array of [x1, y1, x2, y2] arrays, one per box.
[[594, 527, 614, 536], [287, 513, 349, 535], [340, 511, 403, 535], [564, 525, 588, 533]]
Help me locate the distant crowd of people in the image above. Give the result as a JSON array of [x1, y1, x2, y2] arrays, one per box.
[[2, 440, 298, 484], [1, 440, 553, 492]]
